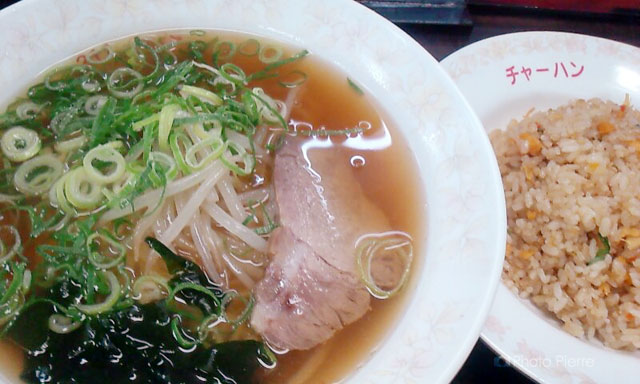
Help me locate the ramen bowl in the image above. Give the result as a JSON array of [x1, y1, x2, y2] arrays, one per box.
[[0, 0, 505, 383]]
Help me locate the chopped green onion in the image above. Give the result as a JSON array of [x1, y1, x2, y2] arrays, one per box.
[[197, 313, 227, 341], [1, 126, 41, 162], [212, 40, 236, 62], [168, 132, 193, 175], [86, 45, 115, 65], [179, 85, 222, 106], [258, 45, 283, 64], [86, 231, 125, 269], [132, 275, 170, 303], [88, 96, 116, 147], [185, 136, 225, 171], [246, 49, 309, 82], [220, 140, 254, 176], [356, 232, 413, 299], [84, 95, 108, 115], [0, 263, 25, 306], [257, 344, 278, 369], [169, 282, 221, 308], [0, 262, 27, 327], [43, 67, 69, 91], [13, 154, 63, 195], [64, 168, 104, 210], [589, 233, 610, 265], [133, 37, 161, 83], [297, 126, 365, 137], [132, 113, 160, 132], [238, 38, 260, 56], [158, 104, 180, 152], [347, 77, 364, 95], [219, 63, 246, 85], [278, 70, 308, 88], [83, 142, 126, 184], [250, 88, 287, 129], [107, 67, 143, 99], [148, 151, 178, 180], [0, 226, 21, 264], [48, 313, 82, 334], [170, 316, 199, 349], [53, 173, 74, 215], [75, 270, 121, 315], [144, 237, 187, 275], [253, 201, 278, 235], [0, 193, 21, 204], [15, 101, 44, 119], [54, 135, 87, 153], [221, 291, 254, 326]]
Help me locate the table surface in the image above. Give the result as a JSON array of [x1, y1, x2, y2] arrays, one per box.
[[0, 0, 639, 383]]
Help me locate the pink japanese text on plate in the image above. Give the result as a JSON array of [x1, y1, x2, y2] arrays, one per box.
[[505, 62, 585, 85]]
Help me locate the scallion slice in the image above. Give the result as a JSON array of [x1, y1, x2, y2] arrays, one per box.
[[132, 275, 170, 304], [87, 231, 126, 269], [356, 232, 413, 300], [64, 168, 104, 210], [179, 85, 223, 106], [221, 291, 254, 326], [148, 151, 178, 180], [168, 282, 221, 308], [169, 132, 193, 175], [86, 45, 115, 65], [107, 67, 143, 99], [1, 126, 41, 162], [84, 95, 109, 116], [0, 226, 21, 264], [15, 101, 45, 119], [185, 136, 225, 171], [14, 154, 63, 195], [83, 142, 126, 184], [258, 45, 283, 64], [220, 140, 254, 176], [54, 135, 87, 153], [212, 40, 236, 61], [170, 317, 199, 349], [219, 63, 246, 85], [238, 38, 260, 56], [158, 104, 181, 152], [75, 270, 121, 315], [48, 314, 82, 334], [278, 70, 308, 88]]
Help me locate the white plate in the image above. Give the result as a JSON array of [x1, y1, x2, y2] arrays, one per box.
[[0, 0, 506, 383], [442, 31, 640, 384]]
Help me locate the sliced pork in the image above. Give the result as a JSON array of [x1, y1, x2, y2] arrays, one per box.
[[251, 138, 395, 350]]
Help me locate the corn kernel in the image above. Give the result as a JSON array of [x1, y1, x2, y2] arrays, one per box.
[[519, 133, 542, 155], [520, 250, 534, 260], [597, 121, 615, 135]]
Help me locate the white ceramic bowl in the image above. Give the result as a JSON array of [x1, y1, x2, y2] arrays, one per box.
[[0, 0, 506, 382], [442, 31, 640, 384]]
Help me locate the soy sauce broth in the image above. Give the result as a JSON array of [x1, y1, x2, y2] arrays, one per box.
[[0, 30, 425, 383]]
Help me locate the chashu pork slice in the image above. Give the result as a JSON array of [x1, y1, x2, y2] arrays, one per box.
[[251, 138, 394, 351]]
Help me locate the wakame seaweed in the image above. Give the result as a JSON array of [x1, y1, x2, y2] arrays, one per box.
[[3, 239, 269, 384], [11, 301, 268, 384]]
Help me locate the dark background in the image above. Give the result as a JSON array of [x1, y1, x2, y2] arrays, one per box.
[[0, 0, 639, 383]]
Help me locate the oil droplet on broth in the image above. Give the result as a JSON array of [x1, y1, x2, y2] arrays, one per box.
[[350, 155, 366, 168]]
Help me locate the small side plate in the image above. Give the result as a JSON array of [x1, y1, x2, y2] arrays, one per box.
[[442, 31, 640, 384]]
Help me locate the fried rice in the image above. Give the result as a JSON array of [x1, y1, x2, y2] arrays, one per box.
[[491, 97, 640, 349]]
